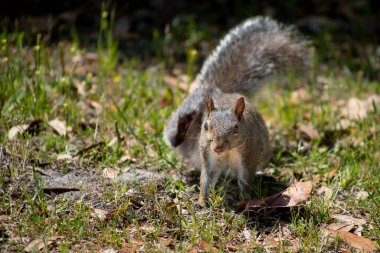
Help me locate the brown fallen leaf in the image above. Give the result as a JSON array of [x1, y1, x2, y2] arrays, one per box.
[[87, 99, 103, 114], [118, 154, 136, 165], [199, 240, 218, 253], [158, 237, 173, 247], [48, 118, 68, 136], [327, 168, 338, 179], [8, 124, 29, 139], [237, 181, 313, 214], [327, 229, 377, 251], [8, 119, 42, 139], [123, 237, 143, 253], [335, 119, 352, 130], [188, 246, 199, 253], [226, 244, 239, 252], [103, 167, 119, 179], [107, 137, 118, 147], [290, 88, 309, 104], [56, 154, 73, 160], [299, 123, 320, 141], [331, 214, 366, 226], [339, 95, 380, 120], [317, 185, 333, 201], [93, 208, 108, 222], [289, 238, 301, 252], [265, 238, 279, 248], [327, 223, 355, 232], [24, 236, 65, 252]]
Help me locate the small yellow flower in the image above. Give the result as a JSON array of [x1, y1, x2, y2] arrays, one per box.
[[113, 75, 121, 83], [60, 77, 67, 84], [35, 68, 42, 76], [190, 49, 197, 57], [87, 72, 93, 79], [102, 11, 108, 19]]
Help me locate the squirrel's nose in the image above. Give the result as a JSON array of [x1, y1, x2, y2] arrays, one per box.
[[214, 145, 224, 154]]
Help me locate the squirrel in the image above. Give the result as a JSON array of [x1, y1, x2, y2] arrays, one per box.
[[163, 16, 309, 206]]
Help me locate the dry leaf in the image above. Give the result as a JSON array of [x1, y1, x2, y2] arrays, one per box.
[[243, 228, 251, 242], [327, 168, 338, 179], [290, 88, 309, 104], [335, 119, 352, 130], [107, 137, 118, 147], [327, 229, 377, 251], [238, 181, 313, 214], [103, 168, 119, 179], [87, 99, 103, 114], [199, 240, 218, 253], [24, 236, 64, 252], [25, 238, 48, 252], [48, 118, 68, 136], [317, 185, 333, 200], [331, 214, 366, 226], [188, 246, 199, 253], [8, 119, 42, 139], [354, 225, 364, 236], [93, 209, 108, 222], [118, 154, 136, 164], [8, 124, 29, 139], [73, 79, 87, 96], [299, 123, 320, 141], [6, 237, 30, 244], [226, 244, 238, 252], [56, 154, 73, 160], [289, 238, 301, 252], [327, 223, 355, 232], [265, 238, 279, 248], [340, 95, 380, 120], [102, 248, 117, 253], [158, 237, 173, 247], [356, 190, 369, 200]]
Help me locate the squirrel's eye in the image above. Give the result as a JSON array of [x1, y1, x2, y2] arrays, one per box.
[[204, 122, 208, 131]]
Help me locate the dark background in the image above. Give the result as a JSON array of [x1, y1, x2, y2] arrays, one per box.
[[1, 0, 379, 78]]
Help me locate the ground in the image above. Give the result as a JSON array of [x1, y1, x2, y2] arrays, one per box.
[[0, 11, 379, 253]]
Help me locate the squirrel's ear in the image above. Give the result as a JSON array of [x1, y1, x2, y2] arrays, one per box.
[[235, 97, 245, 121], [207, 97, 215, 117]]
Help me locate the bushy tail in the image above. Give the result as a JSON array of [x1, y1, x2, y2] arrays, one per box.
[[196, 16, 309, 94]]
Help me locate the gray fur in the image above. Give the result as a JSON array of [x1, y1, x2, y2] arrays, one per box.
[[163, 16, 309, 205], [197, 16, 309, 94], [164, 16, 309, 163], [198, 94, 271, 204]]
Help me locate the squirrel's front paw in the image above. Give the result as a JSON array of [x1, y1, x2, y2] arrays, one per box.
[[197, 197, 207, 208]]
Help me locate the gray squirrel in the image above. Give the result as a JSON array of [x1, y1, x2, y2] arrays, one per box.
[[163, 16, 309, 206]]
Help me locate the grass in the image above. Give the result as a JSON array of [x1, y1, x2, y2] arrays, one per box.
[[1, 13, 379, 252]]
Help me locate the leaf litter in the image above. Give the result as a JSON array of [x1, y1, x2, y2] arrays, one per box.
[[48, 118, 70, 136], [326, 229, 377, 251], [237, 181, 313, 214], [8, 119, 43, 139], [24, 236, 65, 252]]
